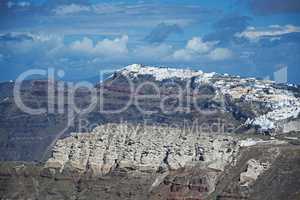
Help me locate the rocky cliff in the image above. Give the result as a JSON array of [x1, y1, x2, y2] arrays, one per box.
[[45, 124, 240, 175], [1, 126, 299, 200], [0, 64, 299, 162]]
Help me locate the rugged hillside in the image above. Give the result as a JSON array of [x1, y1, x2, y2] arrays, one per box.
[[45, 124, 241, 175], [0, 80, 69, 161], [0, 124, 299, 200], [107, 64, 300, 134], [0, 64, 299, 161]]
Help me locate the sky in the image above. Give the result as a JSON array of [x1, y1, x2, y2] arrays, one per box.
[[0, 0, 300, 83]]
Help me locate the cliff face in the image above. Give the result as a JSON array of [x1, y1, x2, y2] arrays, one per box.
[[0, 64, 299, 162], [42, 123, 300, 200], [1, 134, 299, 200], [0, 80, 69, 161], [45, 124, 240, 176], [113, 64, 300, 133], [0, 65, 300, 199]]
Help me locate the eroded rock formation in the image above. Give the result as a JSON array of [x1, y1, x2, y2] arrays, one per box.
[[46, 124, 240, 176]]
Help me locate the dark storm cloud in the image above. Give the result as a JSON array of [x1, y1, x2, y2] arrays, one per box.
[[204, 15, 251, 44], [0, 33, 34, 42], [144, 23, 183, 44], [249, 0, 300, 15], [0, 0, 8, 8]]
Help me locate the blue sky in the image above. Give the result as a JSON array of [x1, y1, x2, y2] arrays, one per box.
[[0, 0, 300, 83]]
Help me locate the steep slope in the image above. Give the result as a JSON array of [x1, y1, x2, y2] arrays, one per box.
[[101, 64, 300, 134], [1, 125, 299, 200], [45, 124, 241, 175], [0, 64, 299, 161], [0, 80, 69, 161]]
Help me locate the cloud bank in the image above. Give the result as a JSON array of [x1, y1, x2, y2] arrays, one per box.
[[249, 0, 300, 15], [70, 35, 129, 57], [173, 37, 232, 61], [144, 23, 183, 44], [236, 25, 300, 41]]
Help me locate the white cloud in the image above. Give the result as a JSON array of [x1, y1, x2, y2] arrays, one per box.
[[0, 32, 64, 57], [236, 25, 300, 41], [70, 35, 129, 57], [0, 32, 233, 70], [92, 4, 124, 15], [172, 37, 231, 61], [53, 3, 125, 16], [70, 37, 94, 54], [0, 32, 129, 61], [53, 4, 91, 15], [208, 48, 233, 60], [7, 1, 30, 8], [96, 35, 128, 55], [173, 37, 218, 61], [186, 37, 218, 53], [173, 49, 193, 61]]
